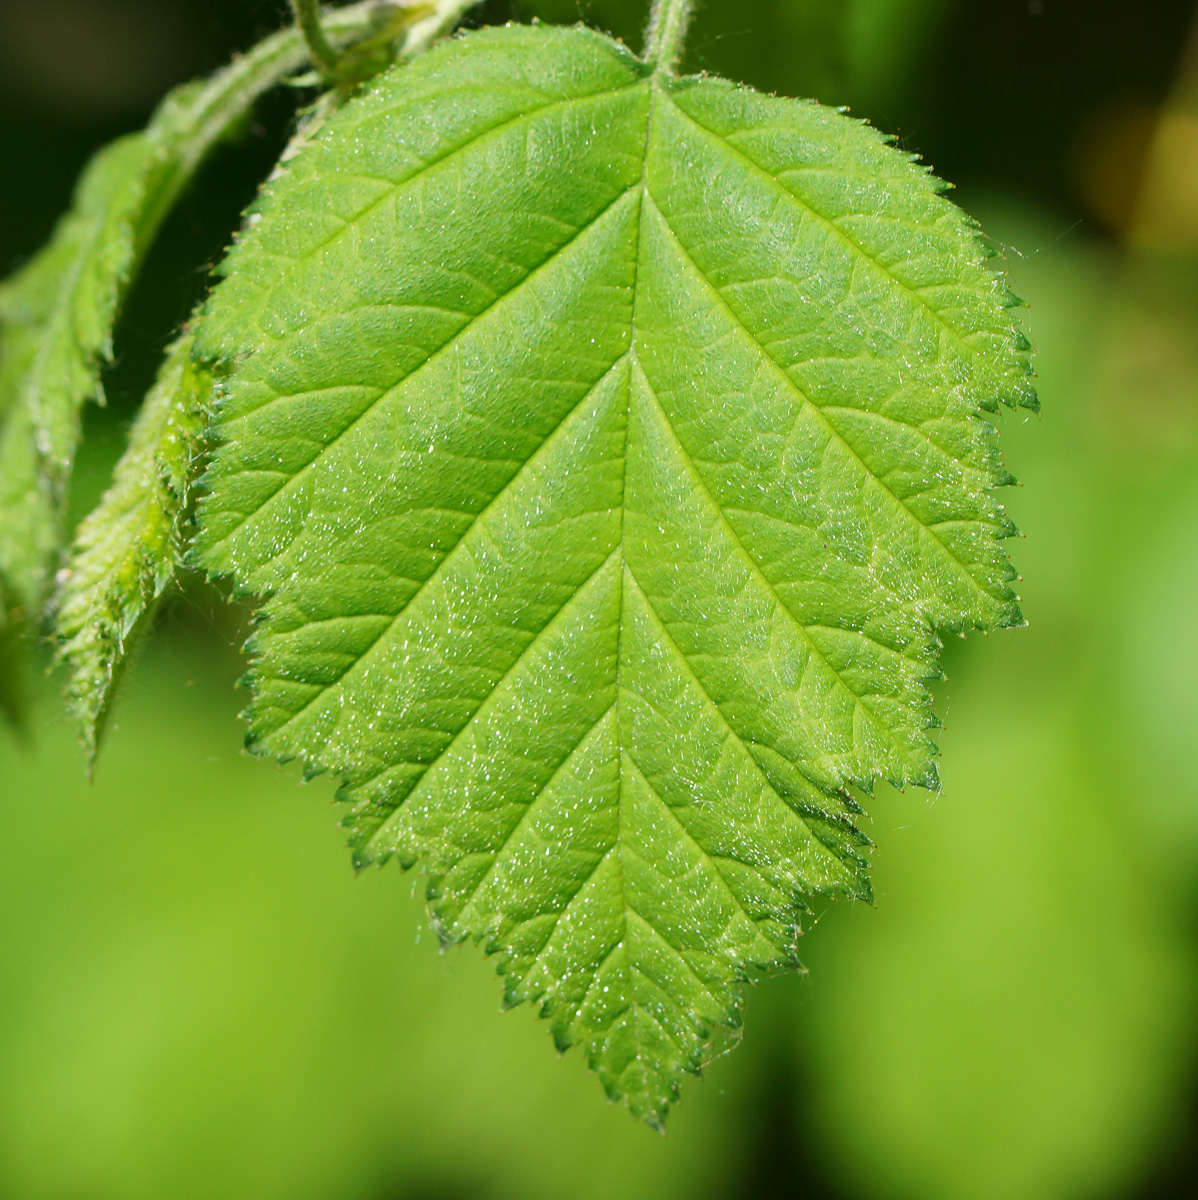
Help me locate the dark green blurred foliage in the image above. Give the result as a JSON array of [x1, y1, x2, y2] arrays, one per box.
[[3, 1, 1198, 1197], [516, 0, 952, 108]]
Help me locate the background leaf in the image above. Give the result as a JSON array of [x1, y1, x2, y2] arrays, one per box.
[[195, 22, 1032, 1122], [0, 130, 162, 615]]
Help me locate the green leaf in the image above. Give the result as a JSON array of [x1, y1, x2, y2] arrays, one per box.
[[194, 23, 1034, 1125], [0, 132, 162, 614], [53, 333, 210, 764], [0, 1, 406, 621]]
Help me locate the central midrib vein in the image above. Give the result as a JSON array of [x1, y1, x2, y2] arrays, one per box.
[[605, 69, 657, 1070]]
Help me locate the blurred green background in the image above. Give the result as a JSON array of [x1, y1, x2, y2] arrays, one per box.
[[3, 1, 1198, 1196]]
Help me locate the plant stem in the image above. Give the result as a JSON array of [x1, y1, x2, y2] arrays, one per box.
[[136, 3, 377, 250], [292, 0, 474, 84], [137, 1, 476, 289], [291, 0, 342, 75], [643, 0, 694, 71], [401, 0, 478, 58]]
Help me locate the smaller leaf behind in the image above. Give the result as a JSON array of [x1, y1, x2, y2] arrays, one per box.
[[0, 131, 161, 616], [0, 1, 402, 625], [53, 334, 210, 764]]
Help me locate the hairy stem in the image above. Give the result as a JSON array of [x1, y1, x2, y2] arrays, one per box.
[[138, 1, 475, 260], [291, 0, 343, 75], [643, 0, 695, 70], [133, 4, 372, 254]]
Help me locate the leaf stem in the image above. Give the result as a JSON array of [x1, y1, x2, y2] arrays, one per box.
[[135, 3, 379, 251], [137, 1, 475, 255], [293, 0, 474, 86], [643, 0, 694, 71], [401, 0, 478, 58], [291, 0, 343, 76]]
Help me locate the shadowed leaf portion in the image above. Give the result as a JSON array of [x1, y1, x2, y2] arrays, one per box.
[[0, 584, 27, 732], [194, 24, 1032, 1125], [0, 130, 164, 617]]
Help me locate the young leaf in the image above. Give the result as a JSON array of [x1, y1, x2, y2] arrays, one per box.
[[0, 132, 162, 614], [53, 334, 211, 764], [0, 1, 435, 621], [194, 24, 1033, 1124]]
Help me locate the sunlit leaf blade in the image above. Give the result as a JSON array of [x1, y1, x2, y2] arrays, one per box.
[[193, 24, 1033, 1124], [53, 334, 210, 764]]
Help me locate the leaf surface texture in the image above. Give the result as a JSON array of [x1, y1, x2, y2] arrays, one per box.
[[195, 24, 1033, 1124]]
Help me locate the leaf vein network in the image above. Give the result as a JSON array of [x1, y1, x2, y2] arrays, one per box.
[[249, 78, 644, 278], [622, 565, 857, 817], [620, 744, 764, 940], [641, 189, 1003, 614], [208, 184, 641, 558], [667, 96, 1008, 372], [446, 701, 619, 923], [629, 343, 914, 764], [270, 355, 630, 746]]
